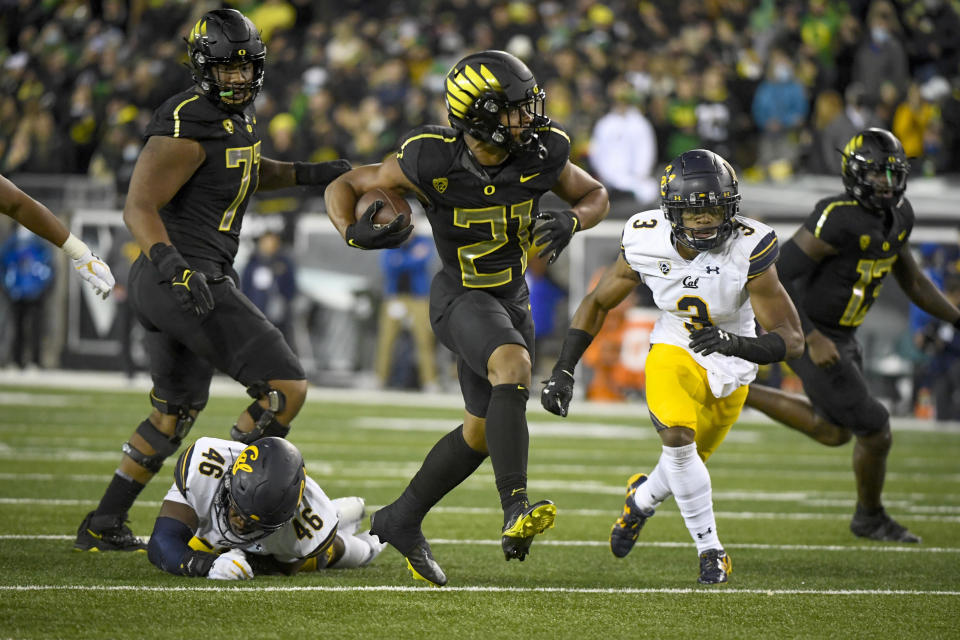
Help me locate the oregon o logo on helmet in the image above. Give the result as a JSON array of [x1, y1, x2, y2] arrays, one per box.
[[237, 49, 246, 56], [232, 445, 259, 474]]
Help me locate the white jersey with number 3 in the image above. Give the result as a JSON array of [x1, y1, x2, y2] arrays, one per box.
[[620, 209, 780, 397], [164, 437, 339, 563]]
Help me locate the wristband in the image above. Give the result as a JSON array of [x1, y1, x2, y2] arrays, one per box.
[[61, 233, 90, 260], [554, 328, 594, 373], [735, 332, 787, 365]]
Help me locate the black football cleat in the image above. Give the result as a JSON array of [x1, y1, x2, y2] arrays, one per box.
[[610, 473, 654, 558], [501, 499, 557, 561], [369, 506, 447, 587], [850, 507, 921, 543], [697, 548, 731, 584], [73, 511, 147, 552]]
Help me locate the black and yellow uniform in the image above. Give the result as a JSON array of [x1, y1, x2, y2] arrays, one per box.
[[396, 124, 570, 415], [129, 90, 303, 412], [784, 194, 914, 434]]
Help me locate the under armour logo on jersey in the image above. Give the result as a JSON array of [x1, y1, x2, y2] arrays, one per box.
[[705, 266, 720, 274], [682, 276, 699, 289], [696, 526, 713, 540], [659, 261, 671, 275]]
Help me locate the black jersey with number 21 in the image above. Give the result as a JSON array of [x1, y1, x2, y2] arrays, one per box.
[[396, 124, 570, 298]]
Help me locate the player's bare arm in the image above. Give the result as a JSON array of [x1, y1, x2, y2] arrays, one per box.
[[0, 174, 68, 246], [550, 160, 610, 230], [892, 243, 960, 325], [780, 227, 841, 366], [570, 253, 641, 335], [745, 265, 805, 359], [122, 135, 205, 255]]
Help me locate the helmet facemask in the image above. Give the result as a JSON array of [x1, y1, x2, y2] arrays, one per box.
[[213, 474, 274, 545]]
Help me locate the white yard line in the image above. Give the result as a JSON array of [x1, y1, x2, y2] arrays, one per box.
[[0, 584, 957, 596]]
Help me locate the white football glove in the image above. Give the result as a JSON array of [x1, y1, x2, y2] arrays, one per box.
[[207, 549, 253, 580], [73, 250, 116, 299]]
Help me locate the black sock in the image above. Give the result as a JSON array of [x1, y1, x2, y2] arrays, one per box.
[[485, 383, 530, 515], [394, 425, 487, 523], [93, 472, 146, 521]]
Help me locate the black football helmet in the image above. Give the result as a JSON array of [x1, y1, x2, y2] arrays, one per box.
[[840, 128, 909, 211], [186, 9, 266, 112], [214, 437, 305, 544], [660, 149, 741, 252], [445, 50, 549, 158]]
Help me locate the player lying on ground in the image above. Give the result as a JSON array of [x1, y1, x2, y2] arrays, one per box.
[[147, 437, 384, 579]]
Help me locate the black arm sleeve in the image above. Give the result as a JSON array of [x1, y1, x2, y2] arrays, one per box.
[[776, 239, 818, 335], [553, 328, 594, 373], [147, 516, 215, 577], [734, 332, 787, 365]]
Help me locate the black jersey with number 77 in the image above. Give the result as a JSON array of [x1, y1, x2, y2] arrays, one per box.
[[143, 89, 261, 266]]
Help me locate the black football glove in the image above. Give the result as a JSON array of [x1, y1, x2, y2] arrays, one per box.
[[294, 159, 352, 190], [149, 243, 214, 317], [345, 199, 414, 250], [688, 326, 742, 357], [541, 368, 575, 417], [534, 209, 580, 264]]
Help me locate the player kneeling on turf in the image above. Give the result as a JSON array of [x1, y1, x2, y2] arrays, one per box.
[[147, 437, 384, 579]]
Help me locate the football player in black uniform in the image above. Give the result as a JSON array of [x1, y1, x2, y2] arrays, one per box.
[[325, 50, 609, 585], [745, 128, 960, 543], [74, 9, 351, 552]]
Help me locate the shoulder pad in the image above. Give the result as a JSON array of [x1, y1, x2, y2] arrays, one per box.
[[144, 91, 237, 141], [173, 441, 197, 499], [805, 195, 860, 245], [396, 125, 460, 187]]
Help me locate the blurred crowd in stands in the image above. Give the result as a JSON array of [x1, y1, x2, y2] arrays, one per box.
[[3, 0, 960, 417], [3, 0, 960, 205]]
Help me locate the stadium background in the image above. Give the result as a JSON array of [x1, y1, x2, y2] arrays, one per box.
[[1, 0, 959, 419]]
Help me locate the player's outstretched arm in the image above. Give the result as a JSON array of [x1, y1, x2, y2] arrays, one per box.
[[542, 254, 640, 417], [257, 157, 352, 192], [0, 174, 115, 298], [893, 243, 960, 328]]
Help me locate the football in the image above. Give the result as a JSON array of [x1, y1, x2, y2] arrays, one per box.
[[355, 188, 412, 229]]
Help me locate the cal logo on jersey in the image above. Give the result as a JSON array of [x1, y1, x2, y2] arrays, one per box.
[[433, 177, 448, 193]]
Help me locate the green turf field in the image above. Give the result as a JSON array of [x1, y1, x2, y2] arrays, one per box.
[[1, 383, 958, 639]]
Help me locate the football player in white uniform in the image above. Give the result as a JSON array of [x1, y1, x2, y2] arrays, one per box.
[[147, 437, 384, 579], [541, 149, 803, 583]]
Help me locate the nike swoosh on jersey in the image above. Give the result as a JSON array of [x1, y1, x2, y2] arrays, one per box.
[[519, 172, 541, 183]]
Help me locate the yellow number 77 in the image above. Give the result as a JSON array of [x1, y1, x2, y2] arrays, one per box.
[[220, 141, 261, 232]]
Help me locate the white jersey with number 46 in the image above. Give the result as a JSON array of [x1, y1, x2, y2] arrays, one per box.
[[620, 209, 780, 397], [164, 437, 339, 563]]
